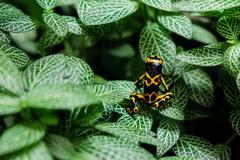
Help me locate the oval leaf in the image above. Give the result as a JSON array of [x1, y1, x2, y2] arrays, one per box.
[[0, 14, 38, 33], [0, 30, 10, 43], [62, 16, 85, 35], [0, 94, 20, 116], [224, 43, 240, 77], [215, 144, 231, 160], [0, 52, 24, 95], [0, 123, 45, 156], [81, 0, 138, 25], [35, 0, 57, 10], [158, 15, 192, 39], [183, 69, 214, 107], [173, 135, 220, 160], [177, 47, 224, 66], [157, 119, 180, 156], [139, 23, 176, 74], [192, 24, 217, 44], [0, 3, 24, 15], [217, 16, 240, 40], [43, 12, 68, 36]]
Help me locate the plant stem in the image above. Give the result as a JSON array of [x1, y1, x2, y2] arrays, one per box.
[[225, 133, 238, 145]]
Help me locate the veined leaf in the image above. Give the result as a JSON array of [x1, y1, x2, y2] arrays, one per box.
[[0, 14, 38, 33], [192, 24, 217, 44], [230, 110, 240, 135], [62, 16, 85, 35], [191, 11, 222, 17], [75, 0, 97, 21], [0, 43, 30, 69], [35, 0, 57, 10], [221, 71, 240, 108], [215, 144, 231, 160], [46, 134, 78, 160], [159, 105, 185, 120], [173, 135, 220, 160], [118, 114, 153, 134], [224, 43, 240, 77], [223, 7, 240, 17], [81, 0, 138, 25], [177, 47, 224, 66], [5, 142, 53, 160], [57, 0, 75, 6], [217, 16, 240, 40], [0, 52, 24, 95], [0, 123, 45, 156], [39, 29, 66, 49], [157, 119, 180, 156], [172, 0, 240, 12], [0, 3, 24, 15], [0, 30, 10, 43], [183, 69, 214, 107], [23, 84, 99, 110], [95, 123, 157, 145], [75, 136, 156, 160], [158, 15, 192, 39], [43, 12, 68, 36], [140, 0, 171, 11], [139, 23, 176, 75], [237, 73, 240, 91], [0, 95, 20, 116], [173, 60, 198, 76], [23, 54, 65, 90], [205, 42, 230, 51], [184, 105, 210, 120]]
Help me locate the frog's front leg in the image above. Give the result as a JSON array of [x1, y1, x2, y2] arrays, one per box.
[[127, 92, 146, 114], [153, 92, 173, 109]]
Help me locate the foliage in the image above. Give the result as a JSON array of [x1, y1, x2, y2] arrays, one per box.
[[0, 0, 239, 159]]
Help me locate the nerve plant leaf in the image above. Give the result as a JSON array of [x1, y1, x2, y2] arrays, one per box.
[[183, 69, 214, 107], [0, 94, 21, 116], [80, 0, 138, 25], [35, 0, 57, 10], [0, 2, 24, 15], [75, 136, 156, 160], [139, 23, 176, 75], [230, 110, 240, 135], [215, 144, 231, 160], [140, 0, 171, 11], [0, 123, 45, 157], [0, 52, 24, 95], [0, 30, 10, 43], [192, 24, 217, 44], [173, 135, 220, 160]]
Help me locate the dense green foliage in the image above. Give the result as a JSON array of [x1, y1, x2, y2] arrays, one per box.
[[0, 0, 239, 159]]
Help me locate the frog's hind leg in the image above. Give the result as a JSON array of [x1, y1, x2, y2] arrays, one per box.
[[127, 92, 146, 114], [153, 92, 173, 109]]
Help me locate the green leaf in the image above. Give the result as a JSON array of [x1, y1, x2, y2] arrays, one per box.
[[184, 105, 210, 120], [46, 134, 78, 160], [217, 16, 240, 40], [172, 0, 240, 12], [0, 52, 24, 95], [75, 136, 156, 160], [183, 69, 214, 107], [39, 29, 66, 49], [75, 0, 97, 22], [221, 71, 240, 108], [95, 123, 157, 145], [192, 24, 217, 44], [0, 123, 45, 156], [0, 30, 10, 43], [177, 47, 224, 66], [230, 110, 240, 135], [62, 16, 85, 35], [223, 7, 240, 17], [173, 60, 198, 76], [0, 15, 38, 33], [157, 119, 180, 157], [140, 0, 171, 11], [81, 0, 138, 25], [43, 12, 68, 36], [57, 0, 75, 6], [35, 0, 57, 10], [237, 73, 240, 91], [23, 84, 99, 110], [5, 142, 53, 160], [118, 114, 153, 134], [160, 157, 192, 160], [0, 43, 30, 69], [205, 42, 230, 51], [139, 23, 176, 74], [215, 144, 231, 160], [224, 43, 240, 77], [158, 15, 192, 39], [0, 3, 24, 15], [0, 95, 20, 116], [173, 135, 220, 160]]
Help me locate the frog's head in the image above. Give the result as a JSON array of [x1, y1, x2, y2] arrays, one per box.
[[146, 56, 163, 66]]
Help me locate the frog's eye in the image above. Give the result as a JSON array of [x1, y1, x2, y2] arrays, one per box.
[[133, 107, 139, 113]]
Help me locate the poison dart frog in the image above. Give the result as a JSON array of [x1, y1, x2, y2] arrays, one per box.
[[127, 56, 173, 114]]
